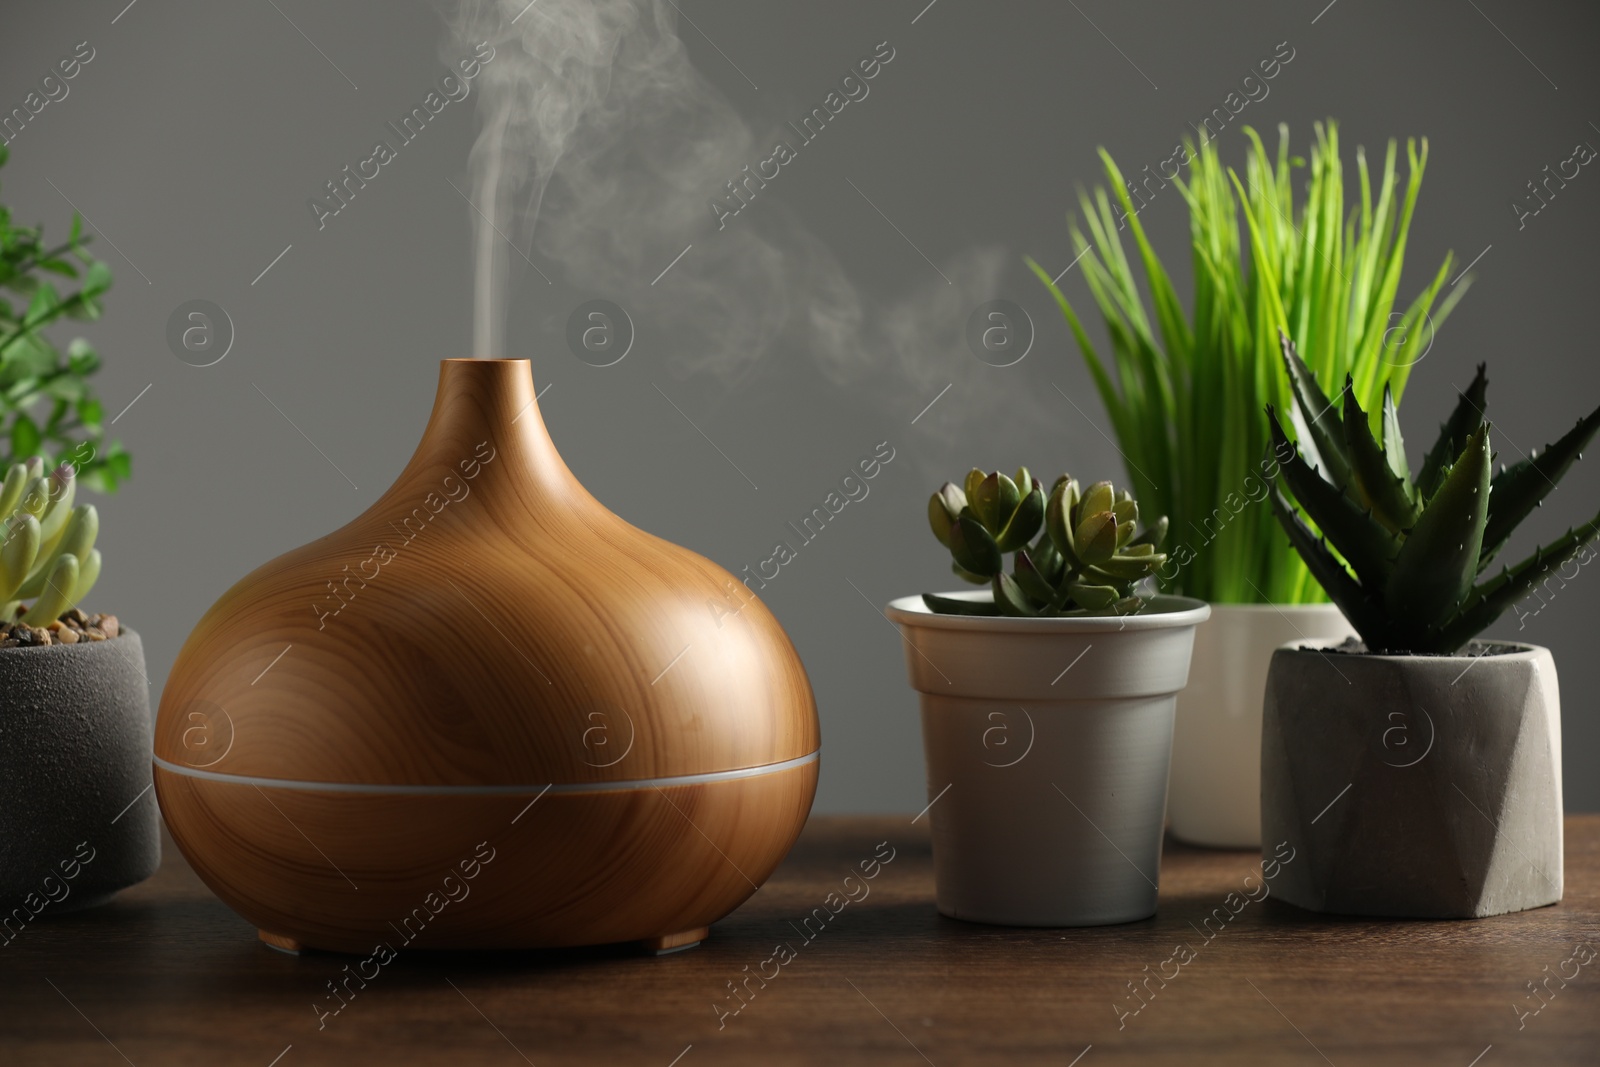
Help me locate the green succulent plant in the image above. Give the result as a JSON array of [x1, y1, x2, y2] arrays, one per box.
[[0, 457, 100, 625], [1267, 334, 1600, 654], [925, 467, 1169, 617]]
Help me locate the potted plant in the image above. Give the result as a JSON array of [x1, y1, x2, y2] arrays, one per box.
[[0, 144, 154, 923], [1028, 121, 1467, 846], [1259, 336, 1599, 917], [886, 468, 1208, 926]]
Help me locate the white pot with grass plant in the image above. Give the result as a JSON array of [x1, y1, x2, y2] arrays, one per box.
[[1028, 119, 1469, 847], [1259, 345, 1595, 918], [887, 468, 1208, 926]]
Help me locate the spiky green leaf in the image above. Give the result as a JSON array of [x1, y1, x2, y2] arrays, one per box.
[[1384, 424, 1489, 626], [1416, 364, 1487, 501], [1268, 487, 1384, 640], [1268, 405, 1402, 584], [1340, 378, 1420, 532], [1380, 384, 1410, 485], [1438, 507, 1600, 652], [1280, 332, 1352, 486], [1481, 399, 1600, 566]]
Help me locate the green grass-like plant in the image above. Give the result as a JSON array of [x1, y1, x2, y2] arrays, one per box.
[[1028, 120, 1468, 603]]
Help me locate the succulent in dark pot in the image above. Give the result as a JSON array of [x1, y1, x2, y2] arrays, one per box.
[[0, 148, 154, 923]]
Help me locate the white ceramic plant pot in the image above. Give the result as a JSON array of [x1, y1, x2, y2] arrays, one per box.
[[1261, 639, 1563, 918], [887, 593, 1209, 926], [1167, 603, 1353, 848]]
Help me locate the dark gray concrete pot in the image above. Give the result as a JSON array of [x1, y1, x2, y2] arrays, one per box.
[[0, 630, 159, 920], [1261, 639, 1562, 918]]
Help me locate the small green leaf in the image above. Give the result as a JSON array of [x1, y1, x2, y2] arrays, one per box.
[[82, 260, 111, 295], [1075, 511, 1118, 565], [972, 472, 1020, 533], [949, 510, 1003, 576], [1014, 467, 1034, 498], [0, 464, 28, 515], [25, 283, 61, 323], [10, 416, 40, 461], [1093, 553, 1165, 581], [993, 573, 1038, 617], [67, 338, 99, 375], [72, 547, 102, 605], [1013, 549, 1057, 603], [1129, 515, 1168, 549], [995, 486, 1044, 553], [1068, 582, 1119, 609], [1079, 481, 1114, 522], [24, 551, 79, 625], [963, 468, 986, 502], [1030, 530, 1066, 584], [950, 560, 989, 584], [1046, 477, 1079, 559], [0, 514, 40, 602], [922, 592, 1001, 616], [928, 486, 962, 549], [106, 448, 131, 481]]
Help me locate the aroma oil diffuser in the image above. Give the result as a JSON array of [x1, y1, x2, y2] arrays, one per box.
[[154, 359, 819, 953]]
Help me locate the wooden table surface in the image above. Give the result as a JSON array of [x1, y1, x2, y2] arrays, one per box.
[[2, 815, 1597, 1065]]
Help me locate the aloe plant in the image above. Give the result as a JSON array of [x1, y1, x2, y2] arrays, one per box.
[[1267, 334, 1600, 654], [0, 457, 100, 625], [1028, 120, 1467, 605], [925, 468, 1168, 617]]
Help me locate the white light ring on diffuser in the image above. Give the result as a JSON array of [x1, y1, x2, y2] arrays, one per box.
[[152, 749, 819, 795]]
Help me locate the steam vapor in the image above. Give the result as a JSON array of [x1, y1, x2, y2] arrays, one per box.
[[442, 0, 1034, 435]]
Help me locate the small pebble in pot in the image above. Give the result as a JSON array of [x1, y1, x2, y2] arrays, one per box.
[[0, 612, 126, 647]]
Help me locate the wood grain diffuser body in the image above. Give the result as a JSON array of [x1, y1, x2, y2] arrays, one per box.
[[154, 359, 819, 954]]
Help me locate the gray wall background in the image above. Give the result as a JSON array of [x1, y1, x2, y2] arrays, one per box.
[[2, 0, 1597, 812]]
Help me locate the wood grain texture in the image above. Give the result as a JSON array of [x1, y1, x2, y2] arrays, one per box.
[[151, 359, 819, 950], [154, 760, 817, 953], [154, 358, 819, 785], [3, 816, 1596, 1065]]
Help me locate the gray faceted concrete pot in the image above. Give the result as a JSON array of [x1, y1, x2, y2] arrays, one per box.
[[0, 631, 159, 918], [887, 593, 1209, 927], [1261, 639, 1562, 919]]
